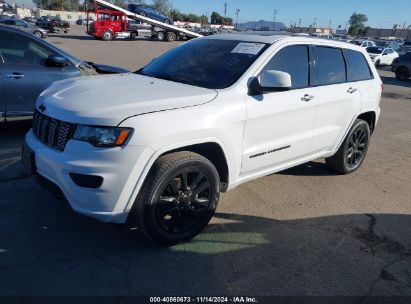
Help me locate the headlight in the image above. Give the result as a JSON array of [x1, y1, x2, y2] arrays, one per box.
[[73, 125, 133, 147]]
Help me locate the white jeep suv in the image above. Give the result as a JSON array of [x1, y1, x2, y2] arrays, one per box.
[[23, 34, 382, 245]]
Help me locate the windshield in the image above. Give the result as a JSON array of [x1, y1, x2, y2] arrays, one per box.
[[367, 47, 383, 54], [137, 39, 269, 89]]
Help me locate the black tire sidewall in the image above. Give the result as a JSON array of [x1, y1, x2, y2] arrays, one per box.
[[396, 67, 409, 80], [341, 120, 371, 173], [156, 32, 164, 41], [142, 158, 220, 246], [166, 32, 176, 42], [103, 31, 112, 41]]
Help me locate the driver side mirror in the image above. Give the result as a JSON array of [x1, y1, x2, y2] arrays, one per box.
[[249, 70, 292, 95], [46, 54, 69, 67]]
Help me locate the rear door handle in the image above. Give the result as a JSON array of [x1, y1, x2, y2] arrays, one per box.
[[347, 87, 358, 94], [6, 73, 25, 79], [301, 94, 314, 102]]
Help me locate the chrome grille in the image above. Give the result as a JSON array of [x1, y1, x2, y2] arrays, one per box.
[[33, 110, 75, 151]]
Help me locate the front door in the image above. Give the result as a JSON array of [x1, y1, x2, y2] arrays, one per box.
[[0, 29, 79, 118], [242, 45, 318, 176]]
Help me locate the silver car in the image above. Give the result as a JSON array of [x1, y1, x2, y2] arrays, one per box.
[[0, 18, 48, 38]]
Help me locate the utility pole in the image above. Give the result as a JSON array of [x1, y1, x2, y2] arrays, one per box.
[[224, 2, 228, 17], [313, 16, 317, 28], [328, 19, 332, 29], [235, 8, 240, 29], [298, 18, 302, 27], [273, 9, 278, 31]]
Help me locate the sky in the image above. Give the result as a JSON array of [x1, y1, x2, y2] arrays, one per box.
[[7, 0, 411, 29]]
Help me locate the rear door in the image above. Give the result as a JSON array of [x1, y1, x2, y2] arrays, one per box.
[[343, 48, 378, 113], [0, 30, 80, 118], [309, 46, 361, 153]]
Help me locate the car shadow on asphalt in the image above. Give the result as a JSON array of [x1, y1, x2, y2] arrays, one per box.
[[278, 161, 336, 177], [0, 121, 32, 182], [0, 176, 410, 298], [49, 34, 96, 41]]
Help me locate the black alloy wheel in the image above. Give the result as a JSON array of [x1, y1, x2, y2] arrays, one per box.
[[134, 152, 220, 246], [326, 119, 371, 174], [344, 125, 368, 169], [154, 169, 213, 235]]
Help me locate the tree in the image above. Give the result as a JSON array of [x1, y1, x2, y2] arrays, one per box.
[[348, 13, 368, 36], [210, 11, 232, 25], [33, 0, 80, 11], [152, 0, 170, 15]]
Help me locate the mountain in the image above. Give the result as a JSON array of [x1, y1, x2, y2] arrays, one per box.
[[238, 20, 286, 31]]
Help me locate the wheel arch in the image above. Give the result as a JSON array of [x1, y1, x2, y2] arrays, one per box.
[[161, 142, 229, 191], [357, 111, 376, 134]]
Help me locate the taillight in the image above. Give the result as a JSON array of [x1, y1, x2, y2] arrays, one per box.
[[381, 84, 384, 92]]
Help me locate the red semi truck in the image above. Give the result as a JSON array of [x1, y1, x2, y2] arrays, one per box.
[[84, 0, 201, 42]]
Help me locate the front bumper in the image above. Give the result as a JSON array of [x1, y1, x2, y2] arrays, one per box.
[[25, 130, 154, 223]]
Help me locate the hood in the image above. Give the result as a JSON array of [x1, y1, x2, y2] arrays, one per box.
[[36, 73, 218, 126]]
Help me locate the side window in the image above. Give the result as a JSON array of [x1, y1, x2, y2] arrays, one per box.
[[343, 49, 373, 82], [0, 32, 54, 65], [315, 46, 346, 86], [15, 20, 26, 27], [262, 45, 309, 89]]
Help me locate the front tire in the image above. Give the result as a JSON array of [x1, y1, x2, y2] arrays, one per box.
[[326, 119, 371, 174], [102, 30, 113, 41], [134, 152, 220, 246]]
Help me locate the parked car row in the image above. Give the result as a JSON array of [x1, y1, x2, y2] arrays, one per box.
[[0, 18, 48, 38], [392, 52, 411, 80], [36, 16, 70, 33]]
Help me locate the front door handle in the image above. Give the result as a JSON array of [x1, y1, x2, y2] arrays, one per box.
[[5, 73, 25, 79], [347, 87, 358, 94], [301, 94, 314, 102]]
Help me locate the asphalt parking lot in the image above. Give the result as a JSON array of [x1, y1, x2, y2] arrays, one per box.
[[0, 26, 410, 299]]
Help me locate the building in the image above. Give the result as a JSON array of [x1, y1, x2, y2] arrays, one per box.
[[365, 27, 411, 40], [36, 9, 87, 23]]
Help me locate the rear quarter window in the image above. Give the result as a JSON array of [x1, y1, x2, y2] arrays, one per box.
[[343, 49, 373, 82], [314, 46, 346, 86]]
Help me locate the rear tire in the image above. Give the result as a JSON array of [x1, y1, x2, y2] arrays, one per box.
[[375, 60, 380, 68], [165, 31, 176, 42], [134, 152, 220, 246], [102, 30, 113, 41], [33, 31, 43, 38], [156, 31, 164, 41], [326, 119, 371, 175], [395, 67, 409, 80], [130, 32, 137, 40]]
